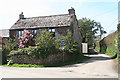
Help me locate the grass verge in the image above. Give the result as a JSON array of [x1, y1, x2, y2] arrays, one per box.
[[2, 54, 89, 67], [95, 46, 100, 52], [106, 47, 117, 57]]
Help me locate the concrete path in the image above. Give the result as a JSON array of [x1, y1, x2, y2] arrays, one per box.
[[0, 54, 118, 78]]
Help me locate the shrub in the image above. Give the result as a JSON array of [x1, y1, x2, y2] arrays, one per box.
[[2, 38, 18, 58], [1, 37, 18, 64], [9, 46, 57, 59], [34, 30, 57, 58], [9, 48, 32, 56], [18, 29, 34, 48], [56, 31, 80, 54], [30, 46, 57, 59], [35, 30, 56, 47], [9, 30, 80, 60]]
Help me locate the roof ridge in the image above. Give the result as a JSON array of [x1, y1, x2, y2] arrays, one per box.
[[0, 29, 9, 31], [25, 14, 69, 19]]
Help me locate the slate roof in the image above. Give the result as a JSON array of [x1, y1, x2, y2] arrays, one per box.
[[0, 29, 9, 37], [10, 14, 73, 30]]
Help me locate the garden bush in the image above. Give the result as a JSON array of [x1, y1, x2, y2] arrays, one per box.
[[9, 30, 80, 61], [18, 29, 34, 48], [1, 37, 18, 64], [56, 31, 80, 54], [9, 48, 31, 56], [9, 46, 57, 59], [35, 30, 56, 47]]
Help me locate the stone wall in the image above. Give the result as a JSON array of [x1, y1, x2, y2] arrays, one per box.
[[100, 31, 117, 47], [71, 15, 82, 53], [96, 31, 117, 54], [11, 52, 78, 65], [55, 27, 70, 39], [9, 30, 17, 39]]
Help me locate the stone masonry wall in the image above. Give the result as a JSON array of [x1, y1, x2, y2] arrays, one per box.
[[55, 27, 70, 39], [72, 15, 82, 53], [11, 52, 78, 65]]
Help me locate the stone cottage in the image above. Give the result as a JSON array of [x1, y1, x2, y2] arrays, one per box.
[[9, 8, 82, 53]]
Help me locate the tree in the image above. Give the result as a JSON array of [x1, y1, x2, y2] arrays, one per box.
[[78, 17, 107, 46], [97, 22, 107, 39]]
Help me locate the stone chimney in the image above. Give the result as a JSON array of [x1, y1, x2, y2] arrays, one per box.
[[68, 7, 75, 15], [19, 12, 24, 19]]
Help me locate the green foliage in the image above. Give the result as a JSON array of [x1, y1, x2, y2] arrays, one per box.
[[35, 30, 56, 47], [106, 47, 117, 57], [9, 45, 57, 59], [2, 37, 18, 64], [9, 48, 31, 56], [33, 30, 58, 58], [4, 38, 18, 51], [64, 31, 80, 54], [56, 31, 80, 54], [95, 46, 100, 52], [3, 64, 44, 67], [117, 24, 120, 63], [78, 17, 107, 45], [95, 31, 117, 58], [99, 39, 107, 53], [2, 38, 18, 55], [30, 46, 57, 59], [9, 30, 80, 59], [7, 60, 13, 66]]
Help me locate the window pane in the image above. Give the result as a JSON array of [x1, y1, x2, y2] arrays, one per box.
[[22, 31, 24, 36], [35, 30, 36, 34], [49, 29, 51, 32], [52, 29, 55, 32], [20, 31, 22, 36], [19, 31, 20, 37]]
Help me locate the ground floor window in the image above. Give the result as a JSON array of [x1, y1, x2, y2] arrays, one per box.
[[49, 29, 55, 37], [18, 31, 23, 37]]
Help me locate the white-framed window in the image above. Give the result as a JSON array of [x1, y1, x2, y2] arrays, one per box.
[[31, 30, 37, 36], [34, 30, 37, 34], [52, 29, 55, 32], [49, 29, 55, 32], [19, 31, 24, 37], [49, 29, 55, 37]]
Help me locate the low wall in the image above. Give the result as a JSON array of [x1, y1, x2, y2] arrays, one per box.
[[11, 52, 78, 65]]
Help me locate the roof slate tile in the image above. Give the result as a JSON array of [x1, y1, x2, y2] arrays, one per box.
[[10, 14, 72, 30]]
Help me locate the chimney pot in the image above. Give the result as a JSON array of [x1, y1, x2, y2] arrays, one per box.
[[19, 12, 24, 19], [68, 7, 75, 15]]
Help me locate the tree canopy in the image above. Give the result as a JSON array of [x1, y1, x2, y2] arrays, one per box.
[[78, 17, 107, 46]]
